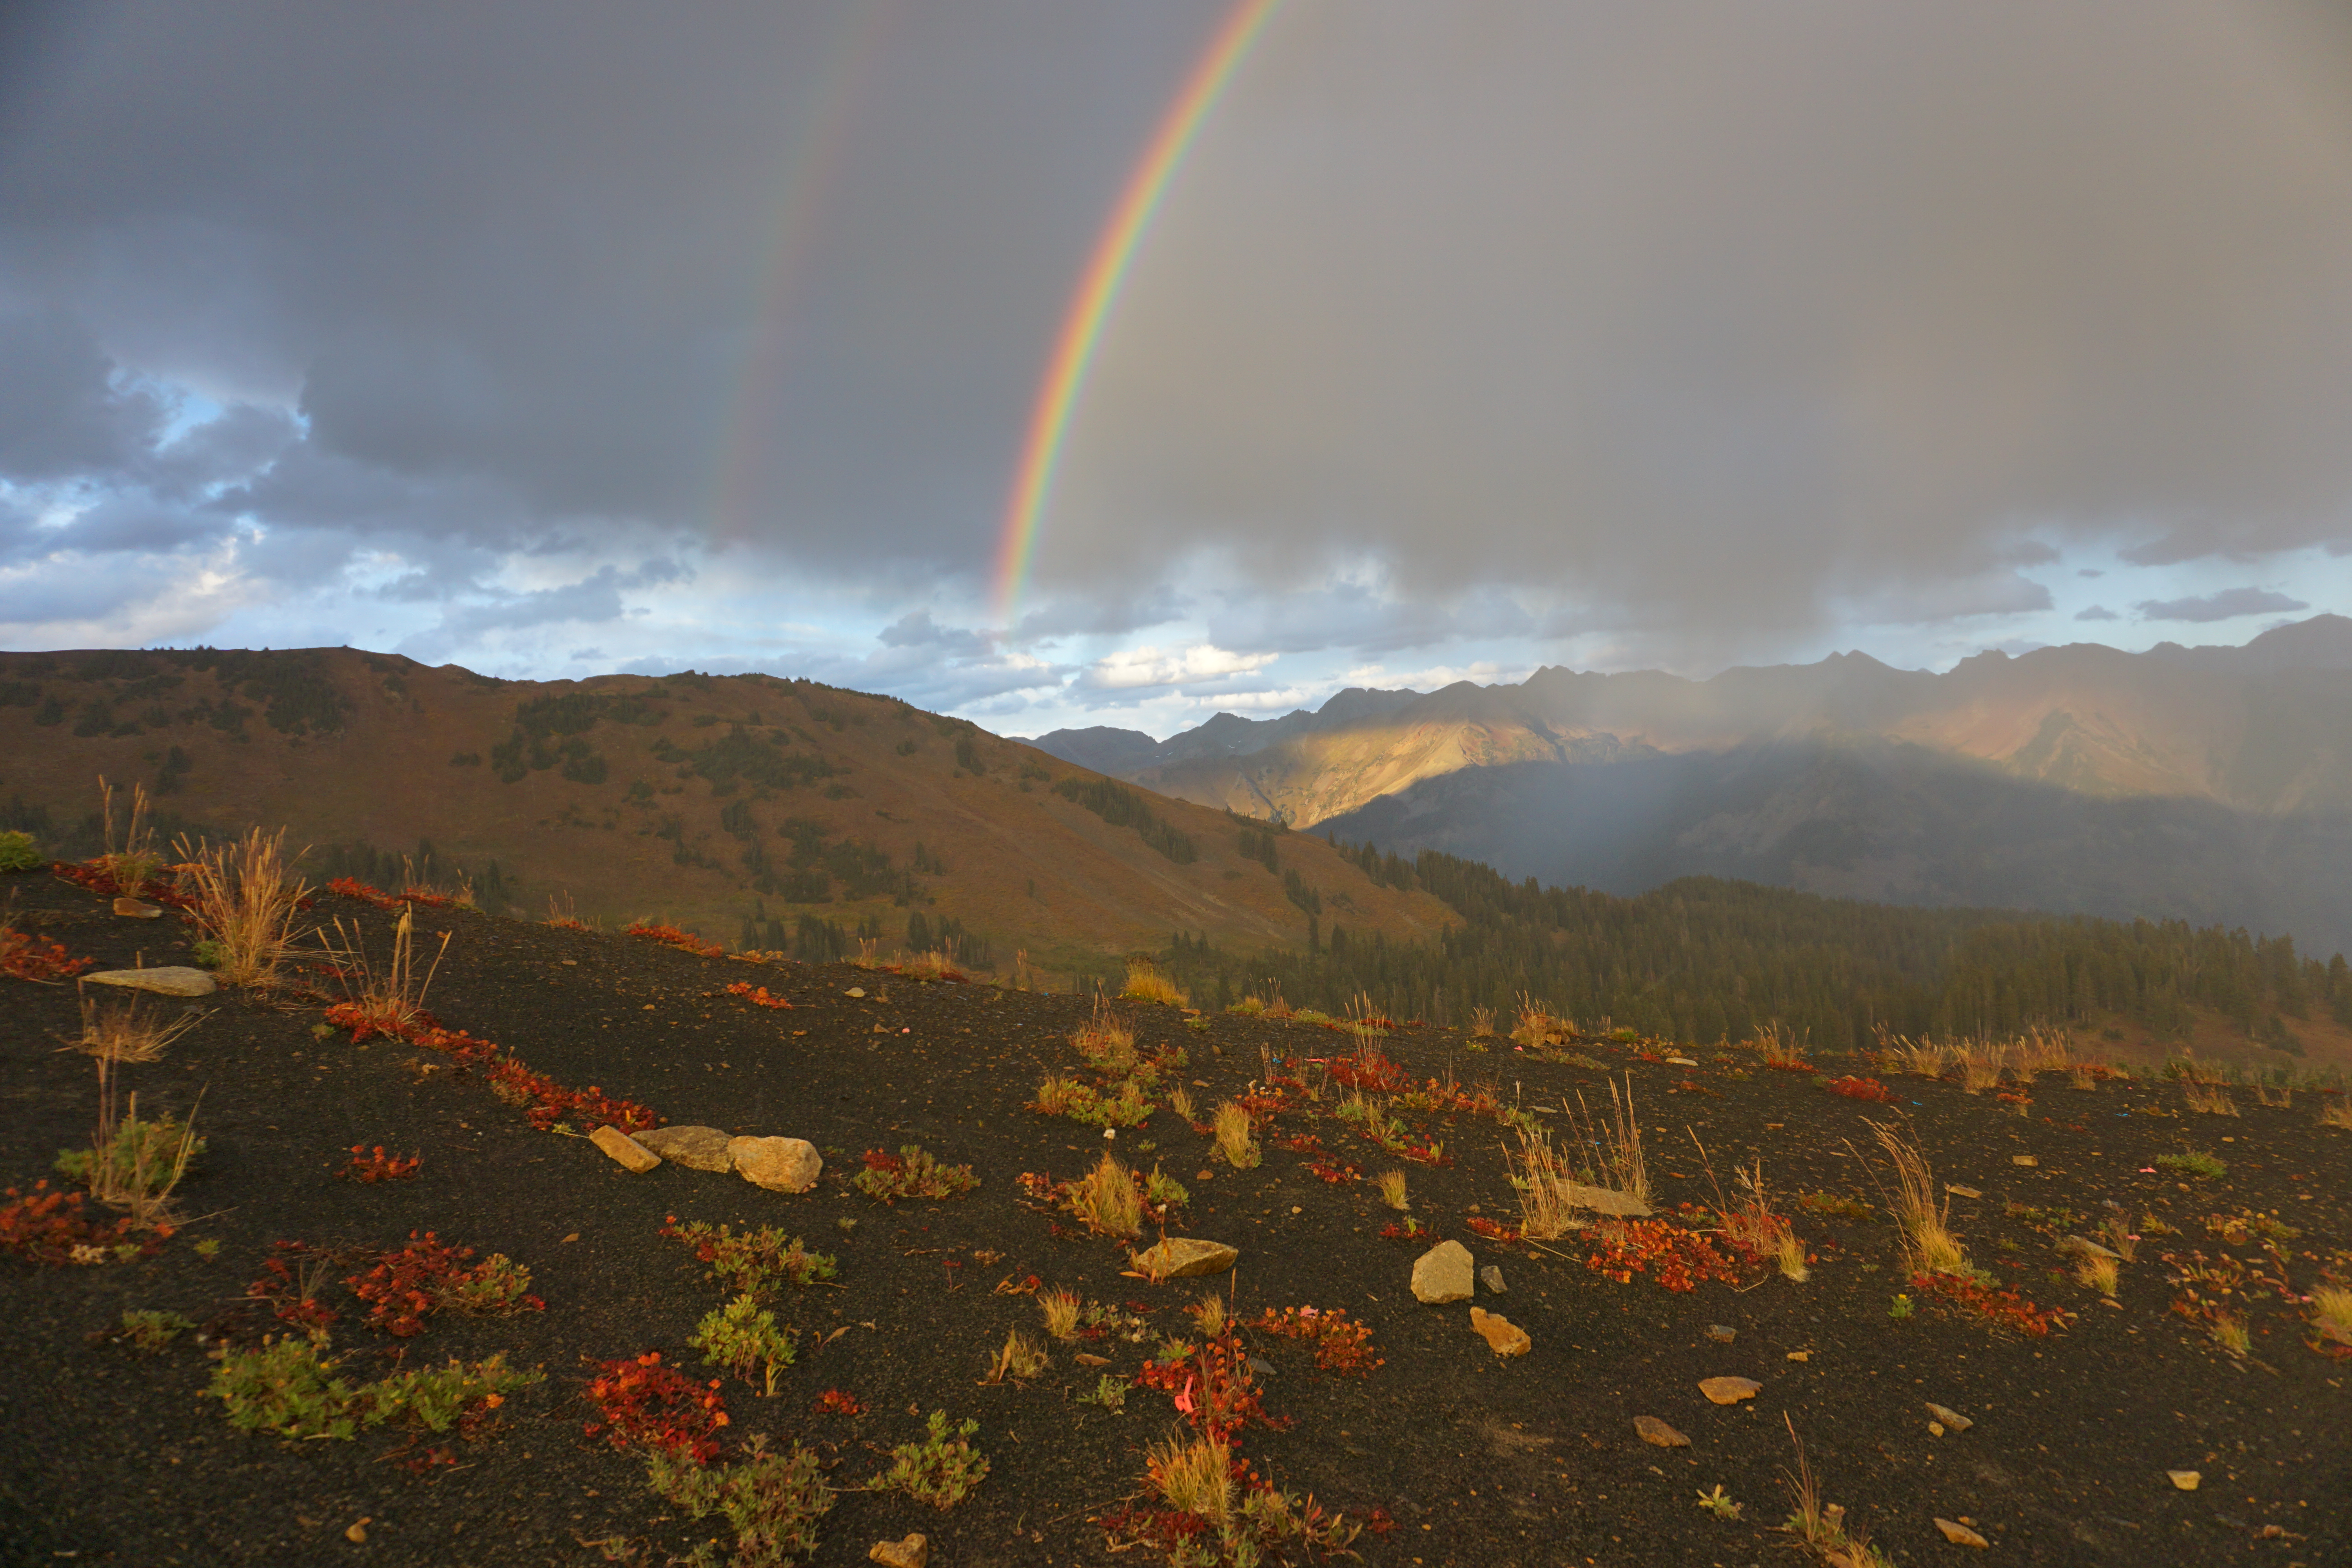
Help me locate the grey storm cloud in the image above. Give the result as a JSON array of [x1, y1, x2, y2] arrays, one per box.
[[2074, 605, 2120, 622], [4, 0, 2351, 676], [2134, 588, 2310, 624], [1043, 0, 2352, 656], [0, 0, 1225, 606]]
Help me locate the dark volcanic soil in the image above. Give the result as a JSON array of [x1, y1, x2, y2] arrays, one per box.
[[2, 871, 2346, 1568]]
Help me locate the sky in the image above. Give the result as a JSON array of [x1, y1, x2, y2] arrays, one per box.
[[5, 1, 2352, 740]]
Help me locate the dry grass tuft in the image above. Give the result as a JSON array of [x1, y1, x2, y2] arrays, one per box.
[[1868, 1121, 1967, 1276], [1953, 1040, 2007, 1093], [543, 892, 595, 931], [70, 992, 203, 1064], [1374, 1169, 1410, 1212], [1066, 1153, 1144, 1238], [76, 1057, 203, 1229], [1562, 1076, 1648, 1207], [2075, 1254, 2120, 1297], [1892, 1037, 1947, 1078], [1071, 1002, 1137, 1075], [1779, 1415, 1894, 1567], [318, 906, 450, 1037], [1508, 1127, 1582, 1241], [1038, 1289, 1081, 1341], [2253, 1080, 2292, 1109], [1212, 1101, 1259, 1170], [174, 828, 312, 988], [2321, 1098, 2352, 1131], [1751, 1022, 1811, 1072], [2069, 1064, 2099, 1091], [2014, 1028, 2074, 1077], [96, 777, 163, 897], [1697, 1142, 1806, 1281], [1190, 1290, 1228, 1338], [1167, 1086, 1196, 1123], [2209, 1312, 2251, 1357], [1146, 1431, 1234, 1531], [983, 1327, 1048, 1383], [2183, 1082, 2239, 1117], [2100, 1215, 2138, 1261], [2308, 1285, 2352, 1347], [1468, 1005, 1496, 1038], [1120, 960, 1187, 1008], [1509, 994, 1564, 1047]]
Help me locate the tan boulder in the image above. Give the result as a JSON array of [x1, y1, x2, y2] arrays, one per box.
[[1698, 1376, 1760, 1405], [590, 1125, 661, 1173], [729, 1135, 822, 1193], [1468, 1306, 1530, 1357], [868, 1535, 929, 1568], [112, 897, 163, 919], [1128, 1237, 1238, 1280], [1564, 1183, 1651, 1218], [1633, 1415, 1689, 1448], [1411, 1240, 1474, 1303], [1933, 1518, 1989, 1547], [637, 1124, 733, 1171]]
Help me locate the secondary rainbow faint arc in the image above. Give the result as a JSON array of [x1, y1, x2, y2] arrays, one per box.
[[992, 0, 1280, 627]]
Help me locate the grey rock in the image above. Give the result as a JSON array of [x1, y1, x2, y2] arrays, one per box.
[[1412, 1240, 1474, 1304], [728, 1135, 822, 1193], [637, 1125, 733, 1172], [1563, 1183, 1651, 1218], [1478, 1264, 1506, 1294], [1706, 1324, 1737, 1343], [84, 966, 216, 997]]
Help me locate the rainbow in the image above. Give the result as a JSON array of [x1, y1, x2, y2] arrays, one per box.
[[992, 0, 1280, 626]]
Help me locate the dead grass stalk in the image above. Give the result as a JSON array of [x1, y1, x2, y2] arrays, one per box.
[[1867, 1121, 1967, 1276], [173, 828, 312, 988]]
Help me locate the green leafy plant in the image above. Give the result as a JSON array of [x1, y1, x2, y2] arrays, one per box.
[[1077, 1374, 1128, 1411], [56, 1106, 205, 1200], [852, 1144, 980, 1203], [119, 1308, 194, 1352], [0, 829, 42, 873], [207, 1334, 539, 1440], [661, 1218, 837, 1300], [365, 1354, 542, 1432], [2158, 1150, 2227, 1180], [691, 1294, 797, 1396], [1887, 1293, 1915, 1320], [864, 1410, 989, 1509], [1695, 1484, 1743, 1520], [644, 1434, 832, 1567]]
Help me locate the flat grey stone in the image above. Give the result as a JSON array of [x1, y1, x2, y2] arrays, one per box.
[[1564, 1183, 1651, 1218], [637, 1124, 733, 1172], [1478, 1264, 1506, 1294], [83, 966, 216, 997]]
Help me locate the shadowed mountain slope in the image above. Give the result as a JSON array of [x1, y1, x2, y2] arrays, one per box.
[[1028, 617, 2352, 954]]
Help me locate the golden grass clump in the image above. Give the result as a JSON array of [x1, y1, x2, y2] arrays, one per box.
[[1779, 1416, 1895, 1568], [983, 1327, 1048, 1383], [2100, 1215, 2138, 1261], [1563, 1076, 1649, 1207], [1509, 995, 1563, 1047], [1071, 1002, 1138, 1075], [1189, 1290, 1228, 1338], [1953, 1040, 2006, 1093], [2209, 1312, 2251, 1357], [318, 906, 450, 1037], [174, 827, 312, 988], [1038, 1289, 1081, 1341], [1166, 1086, 1197, 1124], [2321, 1098, 2352, 1131], [1212, 1100, 1260, 1170], [2014, 1028, 2074, 1078], [2253, 1080, 2292, 1108], [1374, 1169, 1410, 1212], [2308, 1285, 2352, 1347], [2075, 1254, 2120, 1297], [1892, 1037, 1947, 1078], [2183, 1082, 2239, 1117], [1869, 1121, 1967, 1277], [1468, 1005, 1496, 1038], [1146, 1432, 1234, 1533], [2069, 1064, 2098, 1091], [1120, 960, 1187, 1008], [96, 777, 163, 897], [1508, 1127, 1580, 1241], [1065, 1152, 1144, 1238], [71, 991, 203, 1064]]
